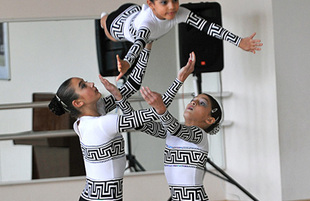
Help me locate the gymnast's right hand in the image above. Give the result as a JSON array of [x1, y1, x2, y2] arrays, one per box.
[[178, 51, 196, 82], [99, 75, 122, 101], [116, 55, 130, 81]]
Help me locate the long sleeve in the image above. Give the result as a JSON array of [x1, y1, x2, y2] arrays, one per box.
[[138, 78, 184, 138], [117, 78, 184, 135], [184, 9, 242, 46], [98, 48, 151, 114], [159, 110, 204, 144], [124, 27, 151, 67]]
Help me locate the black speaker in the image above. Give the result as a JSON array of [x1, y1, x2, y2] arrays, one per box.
[[95, 19, 135, 77], [179, 2, 223, 74]]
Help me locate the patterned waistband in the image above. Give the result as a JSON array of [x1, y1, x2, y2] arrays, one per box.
[[81, 178, 123, 200], [169, 185, 209, 201]]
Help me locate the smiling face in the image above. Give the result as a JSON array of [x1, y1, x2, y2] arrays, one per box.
[[183, 94, 215, 129], [147, 0, 180, 20]]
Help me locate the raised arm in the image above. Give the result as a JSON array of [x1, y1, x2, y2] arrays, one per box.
[[116, 27, 151, 81], [181, 7, 262, 53], [98, 44, 152, 114]]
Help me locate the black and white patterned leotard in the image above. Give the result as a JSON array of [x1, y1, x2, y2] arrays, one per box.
[[74, 48, 184, 201], [106, 3, 242, 67]]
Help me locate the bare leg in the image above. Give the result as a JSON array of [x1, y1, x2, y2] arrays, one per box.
[[100, 15, 118, 42]]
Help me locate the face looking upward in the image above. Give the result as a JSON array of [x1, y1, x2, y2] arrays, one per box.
[[147, 0, 180, 20], [183, 94, 216, 129], [70, 78, 102, 109]]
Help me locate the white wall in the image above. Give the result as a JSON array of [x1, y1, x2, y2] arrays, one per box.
[[272, 0, 310, 200], [216, 0, 282, 200]]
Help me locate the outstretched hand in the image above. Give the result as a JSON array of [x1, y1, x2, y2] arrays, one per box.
[[239, 32, 263, 54], [99, 75, 122, 101], [116, 55, 130, 81], [140, 86, 166, 115], [178, 51, 196, 82]]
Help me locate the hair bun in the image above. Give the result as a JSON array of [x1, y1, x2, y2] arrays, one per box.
[[48, 96, 66, 116]]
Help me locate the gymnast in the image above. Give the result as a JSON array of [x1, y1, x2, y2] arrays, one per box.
[[139, 87, 222, 201], [105, 51, 220, 200], [48, 44, 196, 200], [100, 0, 263, 80]]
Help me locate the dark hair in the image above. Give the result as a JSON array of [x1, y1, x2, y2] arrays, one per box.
[[203, 93, 223, 134], [48, 78, 80, 118]]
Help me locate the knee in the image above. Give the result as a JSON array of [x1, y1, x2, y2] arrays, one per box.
[[100, 15, 108, 29]]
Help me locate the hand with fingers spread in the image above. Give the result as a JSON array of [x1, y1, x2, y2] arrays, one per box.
[[178, 51, 196, 82], [239, 32, 263, 54], [116, 55, 130, 81], [99, 75, 122, 101], [140, 86, 166, 115]]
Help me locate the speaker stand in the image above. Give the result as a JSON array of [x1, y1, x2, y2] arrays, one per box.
[[125, 132, 145, 172]]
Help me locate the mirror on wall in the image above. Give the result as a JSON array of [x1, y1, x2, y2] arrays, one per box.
[[0, 22, 10, 80], [0, 19, 226, 183]]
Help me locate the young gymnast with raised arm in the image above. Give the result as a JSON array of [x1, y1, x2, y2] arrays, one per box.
[[105, 51, 219, 200], [100, 0, 263, 80], [48, 44, 196, 200], [139, 87, 222, 201]]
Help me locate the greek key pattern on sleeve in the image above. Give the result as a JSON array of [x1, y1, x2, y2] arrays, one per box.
[[185, 12, 207, 31], [162, 79, 183, 108], [160, 111, 204, 144], [169, 185, 209, 201], [116, 98, 134, 115], [164, 146, 208, 170], [81, 178, 123, 200], [120, 48, 150, 99], [124, 27, 151, 67], [138, 79, 183, 138], [81, 136, 125, 163], [102, 95, 117, 114], [110, 5, 141, 40], [186, 12, 241, 46], [140, 121, 167, 138], [118, 108, 157, 132]]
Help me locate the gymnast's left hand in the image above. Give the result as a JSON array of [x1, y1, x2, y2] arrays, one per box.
[[140, 86, 166, 115], [239, 32, 263, 54]]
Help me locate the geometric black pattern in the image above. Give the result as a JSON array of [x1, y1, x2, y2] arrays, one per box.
[[81, 178, 123, 200], [140, 120, 167, 138], [164, 146, 208, 170], [186, 11, 241, 46], [162, 79, 183, 108], [120, 48, 150, 99], [110, 4, 141, 41], [159, 111, 204, 144], [81, 136, 125, 163], [110, 4, 149, 67], [170, 185, 209, 201], [124, 27, 150, 66], [102, 48, 150, 113], [138, 78, 184, 137], [118, 76, 184, 133], [117, 107, 158, 133]]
